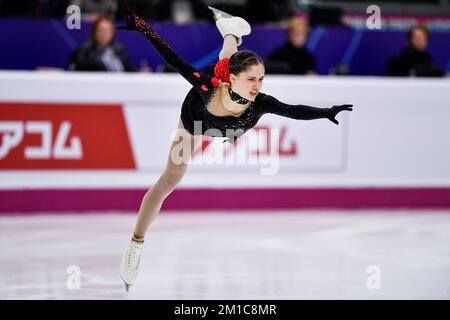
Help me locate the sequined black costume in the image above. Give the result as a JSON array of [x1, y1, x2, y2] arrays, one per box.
[[118, 2, 353, 144]]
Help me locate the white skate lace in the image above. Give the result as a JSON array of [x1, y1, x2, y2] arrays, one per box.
[[122, 241, 143, 282]]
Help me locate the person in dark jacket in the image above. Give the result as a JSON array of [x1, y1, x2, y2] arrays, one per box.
[[266, 16, 316, 75], [386, 24, 443, 77], [68, 15, 136, 72]]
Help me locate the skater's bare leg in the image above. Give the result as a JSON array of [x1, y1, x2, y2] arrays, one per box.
[[219, 34, 238, 60], [133, 119, 202, 239]]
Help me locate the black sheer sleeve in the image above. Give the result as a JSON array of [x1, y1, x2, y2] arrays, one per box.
[[117, 0, 215, 100], [256, 93, 353, 125]]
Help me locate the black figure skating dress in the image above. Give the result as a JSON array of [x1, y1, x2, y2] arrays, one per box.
[[118, 2, 353, 143]]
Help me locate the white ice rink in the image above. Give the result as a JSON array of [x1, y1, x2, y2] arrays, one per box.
[[1, 211, 449, 300]]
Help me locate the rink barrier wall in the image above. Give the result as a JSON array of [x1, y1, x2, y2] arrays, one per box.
[[1, 188, 450, 214], [1, 72, 449, 212]]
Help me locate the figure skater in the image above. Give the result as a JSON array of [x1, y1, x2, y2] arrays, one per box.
[[118, 0, 353, 291]]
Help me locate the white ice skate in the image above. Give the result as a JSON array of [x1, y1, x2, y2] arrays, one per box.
[[208, 6, 251, 46], [120, 239, 144, 292]]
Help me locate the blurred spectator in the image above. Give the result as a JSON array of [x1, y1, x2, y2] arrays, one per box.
[[69, 0, 118, 18], [265, 17, 317, 75], [68, 15, 136, 72], [386, 24, 443, 77]]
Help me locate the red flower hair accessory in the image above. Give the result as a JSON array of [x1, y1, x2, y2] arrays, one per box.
[[211, 58, 230, 88]]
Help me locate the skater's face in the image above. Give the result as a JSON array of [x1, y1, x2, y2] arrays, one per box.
[[95, 19, 115, 47], [230, 63, 265, 101]]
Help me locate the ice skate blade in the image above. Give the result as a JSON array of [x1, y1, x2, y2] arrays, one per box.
[[124, 281, 131, 292], [208, 6, 234, 20]]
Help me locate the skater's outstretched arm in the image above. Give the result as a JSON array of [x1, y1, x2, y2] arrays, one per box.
[[257, 93, 353, 125], [118, 0, 214, 95]]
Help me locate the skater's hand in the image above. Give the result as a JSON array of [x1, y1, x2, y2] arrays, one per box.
[[328, 104, 353, 125]]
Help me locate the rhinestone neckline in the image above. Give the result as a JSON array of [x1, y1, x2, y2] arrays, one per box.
[[228, 86, 253, 105]]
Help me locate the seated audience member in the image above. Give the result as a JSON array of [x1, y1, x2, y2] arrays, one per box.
[[68, 15, 136, 72], [386, 24, 443, 77], [266, 17, 317, 75]]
